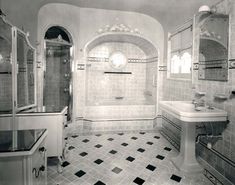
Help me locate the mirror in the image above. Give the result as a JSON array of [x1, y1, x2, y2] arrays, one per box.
[[198, 13, 229, 81], [17, 31, 35, 110]]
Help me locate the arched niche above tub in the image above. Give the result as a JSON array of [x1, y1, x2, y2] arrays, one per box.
[[85, 32, 158, 58], [84, 32, 159, 106]]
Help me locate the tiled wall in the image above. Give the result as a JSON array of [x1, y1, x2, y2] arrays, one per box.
[[146, 58, 158, 102], [0, 33, 12, 112], [86, 42, 156, 105], [0, 75, 12, 111], [160, 0, 235, 183]]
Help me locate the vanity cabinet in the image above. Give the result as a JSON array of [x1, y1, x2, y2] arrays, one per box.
[[0, 107, 68, 158], [16, 107, 68, 158], [0, 16, 36, 115], [0, 129, 48, 185], [197, 13, 229, 81]]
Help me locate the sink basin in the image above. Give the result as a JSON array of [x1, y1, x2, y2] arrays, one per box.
[[159, 101, 227, 174], [159, 101, 227, 122]]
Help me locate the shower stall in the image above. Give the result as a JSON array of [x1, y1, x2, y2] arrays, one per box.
[[43, 26, 73, 121], [84, 33, 158, 131]]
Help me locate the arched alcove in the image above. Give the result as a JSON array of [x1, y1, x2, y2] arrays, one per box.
[[84, 32, 158, 106], [43, 26, 73, 121]]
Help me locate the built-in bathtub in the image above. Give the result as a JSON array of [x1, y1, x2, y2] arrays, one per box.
[[84, 99, 157, 132]]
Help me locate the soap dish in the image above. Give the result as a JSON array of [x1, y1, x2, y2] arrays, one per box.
[[214, 94, 228, 100], [195, 91, 206, 96]]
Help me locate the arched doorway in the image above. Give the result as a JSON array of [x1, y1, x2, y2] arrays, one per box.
[[44, 26, 73, 121]]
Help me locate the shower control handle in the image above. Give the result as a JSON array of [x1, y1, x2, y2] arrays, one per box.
[[64, 73, 70, 78], [64, 88, 69, 93]]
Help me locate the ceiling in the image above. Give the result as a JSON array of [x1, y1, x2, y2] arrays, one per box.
[[1, 0, 221, 32], [39, 0, 221, 30]]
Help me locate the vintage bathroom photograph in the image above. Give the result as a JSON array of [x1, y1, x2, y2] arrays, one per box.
[[0, 0, 234, 184]]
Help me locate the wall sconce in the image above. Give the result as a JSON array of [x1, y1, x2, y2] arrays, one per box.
[[198, 5, 211, 13]]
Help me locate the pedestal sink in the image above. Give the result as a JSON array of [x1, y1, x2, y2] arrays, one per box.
[[159, 101, 227, 174]]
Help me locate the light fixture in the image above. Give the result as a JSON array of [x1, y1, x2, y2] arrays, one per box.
[[198, 5, 211, 13]]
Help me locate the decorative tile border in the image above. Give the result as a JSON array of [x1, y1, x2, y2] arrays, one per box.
[[229, 59, 235, 69], [36, 61, 42, 68], [193, 63, 199, 70], [146, 57, 158, 63], [87, 57, 108, 62], [77, 63, 85, 70], [75, 117, 84, 121], [87, 57, 158, 63], [158, 65, 167, 71], [128, 58, 146, 63]]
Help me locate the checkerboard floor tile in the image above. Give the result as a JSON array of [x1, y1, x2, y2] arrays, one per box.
[[47, 131, 213, 185]]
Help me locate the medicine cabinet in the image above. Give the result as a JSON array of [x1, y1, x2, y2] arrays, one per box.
[[198, 13, 229, 81]]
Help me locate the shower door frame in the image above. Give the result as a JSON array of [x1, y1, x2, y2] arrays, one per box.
[[43, 39, 73, 121]]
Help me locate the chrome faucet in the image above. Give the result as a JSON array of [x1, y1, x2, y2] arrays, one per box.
[[192, 99, 205, 108]]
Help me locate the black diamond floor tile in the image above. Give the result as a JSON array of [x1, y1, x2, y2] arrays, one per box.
[[164, 147, 172, 151], [139, 132, 145, 134], [126, 156, 135, 162], [71, 135, 78, 138], [68, 146, 75, 150], [156, 155, 165, 160], [64, 137, 68, 140], [47, 132, 212, 185], [94, 159, 104, 165], [109, 150, 117, 154], [82, 139, 89, 143], [74, 170, 86, 178], [112, 167, 123, 174], [146, 164, 156, 171], [154, 136, 160, 139], [80, 152, 88, 157], [94, 180, 106, 185], [137, 148, 145, 153], [170, 174, 182, 182], [121, 143, 128, 146], [61, 161, 70, 167], [95, 144, 102, 148], [133, 177, 145, 185]]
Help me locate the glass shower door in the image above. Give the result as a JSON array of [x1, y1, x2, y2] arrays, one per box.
[[0, 18, 12, 113], [43, 42, 72, 120]]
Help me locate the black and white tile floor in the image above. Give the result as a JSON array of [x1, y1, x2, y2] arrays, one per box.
[[47, 131, 213, 185]]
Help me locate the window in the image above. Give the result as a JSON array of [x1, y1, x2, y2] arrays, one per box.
[[109, 51, 127, 69], [168, 20, 193, 79]]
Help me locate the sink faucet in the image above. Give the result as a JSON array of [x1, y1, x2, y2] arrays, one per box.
[[192, 99, 205, 108]]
